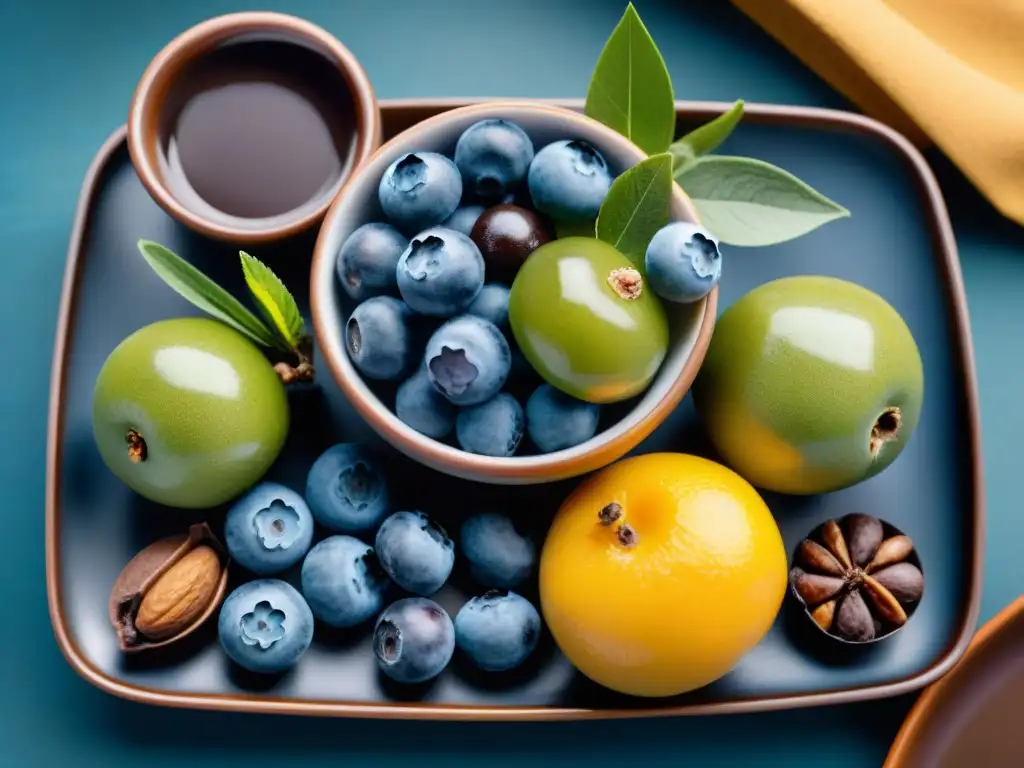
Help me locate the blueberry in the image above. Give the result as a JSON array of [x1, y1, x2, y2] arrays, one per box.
[[218, 579, 314, 674], [528, 139, 612, 221], [396, 227, 485, 317], [306, 443, 389, 532], [460, 512, 536, 589], [645, 222, 723, 303], [346, 296, 415, 381], [456, 393, 524, 457], [525, 384, 601, 453], [424, 315, 511, 406], [395, 366, 457, 439], [454, 119, 535, 203], [224, 482, 315, 575], [454, 590, 541, 672], [373, 597, 455, 683], [466, 283, 510, 330], [378, 151, 462, 234], [300, 535, 390, 628], [441, 204, 486, 237], [336, 222, 408, 301], [375, 510, 454, 596]]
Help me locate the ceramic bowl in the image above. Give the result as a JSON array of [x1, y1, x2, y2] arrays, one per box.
[[128, 11, 381, 244], [310, 101, 718, 485]]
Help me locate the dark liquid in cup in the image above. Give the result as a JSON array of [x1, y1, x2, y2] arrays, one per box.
[[158, 40, 358, 222]]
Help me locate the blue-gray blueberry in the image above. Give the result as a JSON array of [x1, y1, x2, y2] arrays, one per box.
[[373, 597, 455, 683], [645, 222, 722, 304], [300, 535, 390, 628], [305, 443, 389, 532], [396, 227, 485, 317], [375, 510, 455, 596], [224, 482, 314, 575], [218, 579, 314, 674]]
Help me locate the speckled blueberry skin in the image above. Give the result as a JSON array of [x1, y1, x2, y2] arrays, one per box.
[[527, 139, 612, 222], [441, 204, 486, 237], [305, 443, 389, 532], [456, 393, 524, 457], [460, 512, 536, 589], [345, 296, 415, 381], [373, 597, 455, 684], [224, 482, 315, 575], [424, 315, 511, 406], [218, 579, 314, 675], [395, 366, 458, 439], [396, 227, 485, 317], [454, 590, 541, 672], [525, 383, 601, 453], [466, 283, 510, 330], [336, 222, 409, 302], [375, 510, 455, 596], [378, 151, 462, 234], [454, 119, 535, 203], [300, 535, 390, 628], [645, 222, 723, 304]]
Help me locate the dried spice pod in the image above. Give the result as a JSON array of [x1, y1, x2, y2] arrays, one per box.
[[108, 522, 229, 653], [789, 514, 924, 644]]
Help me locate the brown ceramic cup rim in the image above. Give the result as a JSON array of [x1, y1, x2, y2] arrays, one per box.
[[310, 100, 718, 485], [127, 11, 382, 244]]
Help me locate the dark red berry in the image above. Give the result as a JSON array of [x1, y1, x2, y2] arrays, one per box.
[[470, 204, 553, 279]]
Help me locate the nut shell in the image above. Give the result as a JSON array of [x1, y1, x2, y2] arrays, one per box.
[[788, 514, 924, 645], [135, 545, 221, 640], [108, 523, 229, 653]]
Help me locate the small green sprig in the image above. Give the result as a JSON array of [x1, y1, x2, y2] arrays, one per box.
[[137, 240, 314, 384], [586, 3, 849, 250]]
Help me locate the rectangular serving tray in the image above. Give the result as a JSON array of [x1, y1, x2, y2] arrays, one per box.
[[46, 98, 984, 720]]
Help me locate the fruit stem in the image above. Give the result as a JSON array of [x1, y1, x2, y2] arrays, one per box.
[[608, 268, 643, 300], [616, 523, 638, 549], [869, 407, 902, 457], [125, 430, 147, 463], [598, 502, 623, 526], [273, 336, 316, 386]]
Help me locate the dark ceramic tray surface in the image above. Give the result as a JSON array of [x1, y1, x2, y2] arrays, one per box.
[[46, 98, 983, 720]]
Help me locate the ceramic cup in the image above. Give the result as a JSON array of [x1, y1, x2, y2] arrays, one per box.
[[311, 101, 719, 485], [128, 11, 382, 244]]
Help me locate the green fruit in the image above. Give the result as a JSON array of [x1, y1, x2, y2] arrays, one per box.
[[509, 237, 669, 404], [92, 317, 290, 508], [692, 276, 924, 495]]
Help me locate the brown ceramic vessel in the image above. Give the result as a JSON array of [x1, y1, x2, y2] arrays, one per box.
[[127, 11, 381, 244], [884, 595, 1024, 767], [310, 101, 716, 485]]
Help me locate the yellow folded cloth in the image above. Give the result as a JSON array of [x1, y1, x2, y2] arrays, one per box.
[[730, 0, 1024, 226]]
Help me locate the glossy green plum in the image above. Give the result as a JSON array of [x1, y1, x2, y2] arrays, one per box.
[[692, 276, 924, 495], [92, 318, 290, 509], [508, 237, 669, 404]]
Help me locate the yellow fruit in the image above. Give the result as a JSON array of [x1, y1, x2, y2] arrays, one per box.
[[539, 453, 788, 697]]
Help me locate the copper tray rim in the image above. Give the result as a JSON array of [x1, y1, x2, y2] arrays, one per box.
[[45, 96, 985, 721]]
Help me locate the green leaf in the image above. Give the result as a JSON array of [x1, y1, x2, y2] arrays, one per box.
[[554, 218, 598, 239], [585, 3, 676, 155], [136, 240, 279, 348], [596, 152, 674, 270], [675, 155, 850, 247], [239, 251, 305, 351], [670, 99, 744, 173]]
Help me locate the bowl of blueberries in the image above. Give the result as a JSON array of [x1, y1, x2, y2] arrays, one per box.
[[311, 101, 719, 484]]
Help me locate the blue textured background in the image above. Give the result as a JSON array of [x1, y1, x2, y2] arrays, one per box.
[[2, 0, 1020, 764]]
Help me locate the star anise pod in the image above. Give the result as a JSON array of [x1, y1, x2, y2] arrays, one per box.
[[789, 513, 924, 644]]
